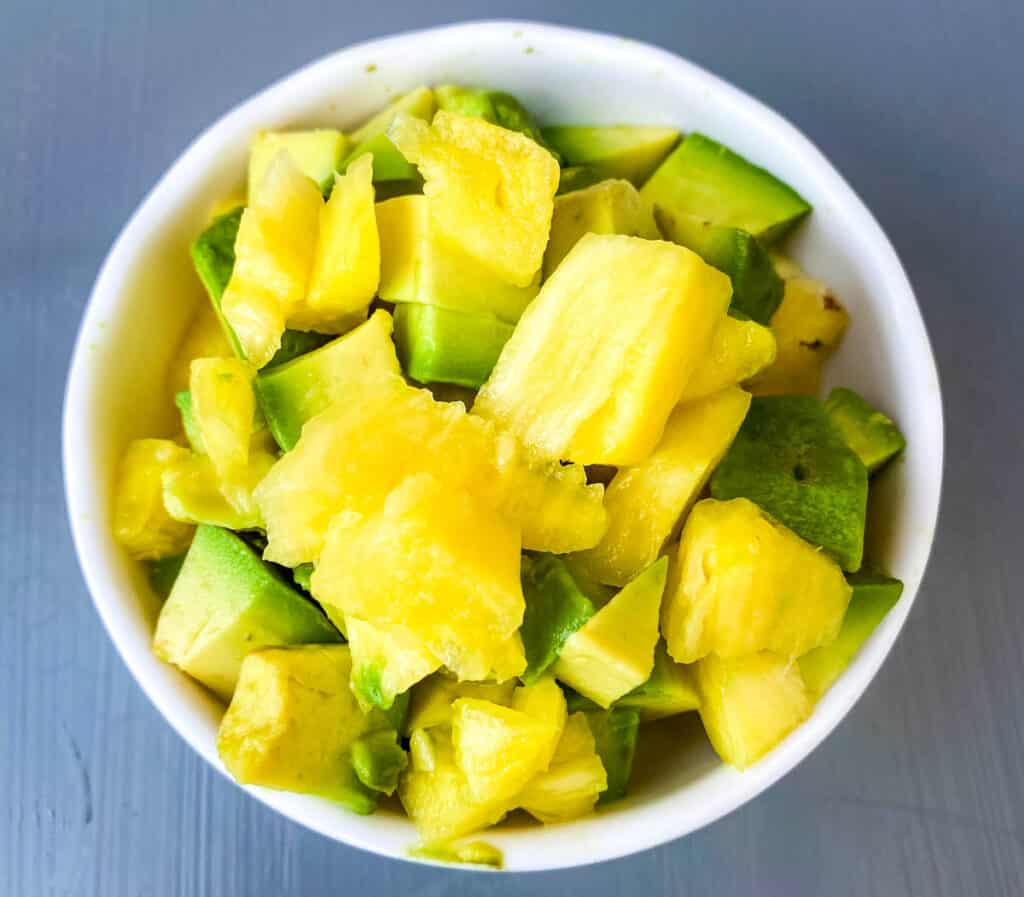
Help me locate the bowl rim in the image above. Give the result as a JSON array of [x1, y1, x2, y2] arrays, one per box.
[[63, 19, 944, 872]]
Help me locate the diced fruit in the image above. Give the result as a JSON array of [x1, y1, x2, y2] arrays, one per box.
[[254, 309, 402, 451], [190, 207, 245, 356], [255, 377, 605, 565], [114, 439, 194, 560], [585, 709, 639, 804], [662, 498, 852, 663], [747, 265, 849, 396], [399, 727, 511, 844], [153, 525, 339, 700], [511, 676, 568, 770], [167, 301, 236, 395], [679, 315, 776, 402], [799, 570, 903, 698], [556, 165, 604, 195], [376, 193, 539, 323], [519, 712, 608, 823], [696, 652, 811, 769], [343, 86, 436, 184], [311, 473, 526, 682], [654, 207, 783, 324], [294, 153, 378, 333], [216, 645, 376, 812], [351, 729, 409, 795], [640, 133, 811, 244], [189, 357, 255, 503], [434, 85, 556, 158], [248, 130, 348, 199], [292, 562, 314, 592], [393, 303, 513, 389], [543, 179, 659, 278], [617, 641, 700, 721], [221, 155, 322, 368], [541, 125, 680, 186], [147, 553, 185, 600], [554, 558, 667, 707], [405, 675, 517, 734], [710, 396, 868, 571], [174, 391, 204, 453], [573, 387, 751, 586], [409, 841, 503, 868], [475, 233, 731, 465], [824, 388, 906, 474], [261, 329, 333, 369], [389, 111, 560, 287], [346, 616, 441, 711], [519, 554, 596, 684]]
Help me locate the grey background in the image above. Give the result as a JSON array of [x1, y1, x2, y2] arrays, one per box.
[[2, 0, 1022, 894]]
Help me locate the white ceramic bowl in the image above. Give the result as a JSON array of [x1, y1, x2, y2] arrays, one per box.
[[63, 20, 943, 871]]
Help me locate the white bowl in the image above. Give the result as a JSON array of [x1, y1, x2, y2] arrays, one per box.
[[63, 20, 943, 871]]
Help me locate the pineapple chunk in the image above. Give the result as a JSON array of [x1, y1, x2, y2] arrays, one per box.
[[311, 473, 526, 682], [406, 675, 517, 734], [345, 616, 441, 711], [663, 498, 852, 664], [696, 652, 811, 769], [221, 155, 322, 368], [114, 439, 194, 559], [680, 316, 777, 402], [293, 153, 378, 332], [389, 111, 560, 287], [247, 129, 348, 199], [573, 387, 751, 586], [518, 712, 608, 823], [254, 377, 605, 566], [474, 233, 732, 465], [166, 302, 234, 396], [511, 676, 568, 770]]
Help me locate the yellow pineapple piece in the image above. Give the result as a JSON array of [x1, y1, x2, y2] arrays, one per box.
[[680, 316, 777, 402], [474, 233, 732, 465], [511, 676, 568, 770], [574, 387, 751, 586], [166, 302, 234, 396], [389, 111, 559, 287], [311, 473, 526, 682], [405, 675, 517, 734], [254, 377, 605, 566], [663, 498, 852, 664], [221, 154, 322, 368], [345, 616, 441, 711], [114, 439, 194, 559], [696, 652, 811, 769], [247, 129, 348, 199], [518, 712, 608, 823]]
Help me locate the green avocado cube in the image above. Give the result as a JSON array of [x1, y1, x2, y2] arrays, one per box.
[[147, 553, 186, 600], [409, 842, 503, 868], [585, 708, 640, 804], [393, 303, 514, 389], [174, 390, 205, 454], [799, 570, 903, 697], [542, 125, 680, 186], [655, 207, 783, 324], [153, 525, 339, 700], [341, 86, 435, 185], [248, 129, 348, 199], [435, 84, 558, 160], [556, 165, 605, 196], [640, 133, 811, 244], [824, 388, 906, 474], [711, 396, 869, 571], [351, 729, 409, 795], [617, 641, 699, 721], [519, 554, 597, 685]]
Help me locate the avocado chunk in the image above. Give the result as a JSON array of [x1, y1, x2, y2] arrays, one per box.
[[351, 728, 409, 795], [409, 841, 503, 868], [404, 675, 516, 734], [542, 125, 680, 186], [519, 554, 597, 685], [393, 303, 514, 389], [711, 396, 869, 571], [799, 569, 903, 698], [341, 86, 435, 185], [655, 207, 783, 324], [147, 553, 186, 600], [216, 644, 378, 813], [640, 133, 811, 244], [554, 558, 667, 707], [254, 309, 402, 451], [555, 165, 605, 195], [543, 179, 659, 278], [153, 525, 339, 700], [435, 84, 558, 160], [824, 388, 906, 474], [584, 708, 640, 804], [174, 390, 205, 453], [248, 129, 348, 199], [679, 315, 776, 403]]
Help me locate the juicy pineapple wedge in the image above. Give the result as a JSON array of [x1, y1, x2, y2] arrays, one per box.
[[389, 111, 560, 287], [680, 315, 777, 402], [474, 233, 732, 465], [166, 302, 234, 396], [345, 616, 441, 712], [405, 675, 517, 734]]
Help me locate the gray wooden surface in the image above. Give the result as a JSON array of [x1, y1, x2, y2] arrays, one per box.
[[2, 1, 1022, 894]]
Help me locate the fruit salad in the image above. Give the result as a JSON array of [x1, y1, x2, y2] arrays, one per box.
[[113, 84, 907, 865]]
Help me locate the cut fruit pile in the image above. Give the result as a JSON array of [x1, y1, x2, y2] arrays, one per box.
[[112, 84, 908, 866]]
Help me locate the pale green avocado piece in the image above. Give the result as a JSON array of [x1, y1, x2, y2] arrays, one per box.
[[153, 525, 340, 701], [654, 206, 783, 325], [409, 842, 503, 868], [292, 562, 314, 593], [174, 390, 205, 454], [519, 554, 596, 686], [542, 125, 680, 186], [799, 570, 903, 697], [342, 86, 435, 184], [217, 644, 378, 813], [434, 84, 559, 160], [585, 708, 640, 804], [556, 165, 605, 195], [351, 729, 409, 795], [393, 303, 514, 389], [824, 388, 907, 474], [147, 554, 186, 600], [640, 133, 811, 244], [248, 129, 348, 199]]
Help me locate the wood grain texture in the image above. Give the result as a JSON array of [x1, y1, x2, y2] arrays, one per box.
[[1, 0, 1022, 894]]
